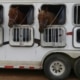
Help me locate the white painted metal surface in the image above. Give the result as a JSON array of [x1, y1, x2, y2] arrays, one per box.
[[0, 0, 80, 3], [0, 0, 79, 69]]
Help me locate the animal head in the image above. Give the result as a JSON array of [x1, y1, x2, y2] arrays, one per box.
[[38, 9, 57, 33], [38, 9, 49, 33], [8, 7, 19, 28]]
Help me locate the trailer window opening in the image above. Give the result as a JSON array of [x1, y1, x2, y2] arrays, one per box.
[[0, 5, 3, 46], [9, 5, 34, 25], [41, 5, 66, 25], [77, 29, 80, 43], [0, 5, 3, 24], [74, 5, 80, 24]]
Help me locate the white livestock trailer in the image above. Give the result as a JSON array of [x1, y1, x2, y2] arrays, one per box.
[[0, 0, 80, 80]]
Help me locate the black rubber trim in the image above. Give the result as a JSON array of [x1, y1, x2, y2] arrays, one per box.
[[3, 41, 9, 45]]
